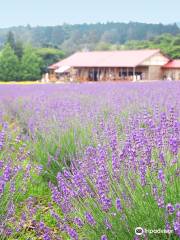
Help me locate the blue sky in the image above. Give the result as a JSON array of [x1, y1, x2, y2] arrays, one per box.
[[0, 0, 179, 27]]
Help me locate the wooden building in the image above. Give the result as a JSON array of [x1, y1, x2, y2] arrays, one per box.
[[48, 49, 180, 82], [163, 60, 180, 80]]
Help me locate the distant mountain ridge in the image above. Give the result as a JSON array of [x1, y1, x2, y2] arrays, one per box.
[[0, 22, 179, 53]]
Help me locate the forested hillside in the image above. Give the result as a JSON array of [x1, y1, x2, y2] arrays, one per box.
[[99, 34, 180, 58], [0, 22, 179, 54]]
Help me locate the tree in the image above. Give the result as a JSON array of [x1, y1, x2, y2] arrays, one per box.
[[14, 40, 24, 59], [173, 35, 180, 46], [0, 44, 20, 81], [95, 42, 111, 50], [6, 31, 16, 50], [20, 46, 42, 80], [5, 31, 23, 59], [0, 22, 179, 53], [36, 48, 65, 73]]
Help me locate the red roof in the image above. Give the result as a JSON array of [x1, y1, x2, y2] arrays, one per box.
[[49, 49, 160, 69], [163, 60, 180, 69]]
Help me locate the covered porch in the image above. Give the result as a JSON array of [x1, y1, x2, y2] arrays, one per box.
[[74, 67, 148, 82]]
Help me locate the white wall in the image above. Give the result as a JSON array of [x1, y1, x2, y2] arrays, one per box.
[[141, 52, 169, 66]]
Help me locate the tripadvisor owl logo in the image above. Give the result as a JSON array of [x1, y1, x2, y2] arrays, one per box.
[[135, 227, 173, 235], [135, 227, 144, 236]]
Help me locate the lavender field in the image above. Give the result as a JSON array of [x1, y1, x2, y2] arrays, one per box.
[[0, 82, 180, 240]]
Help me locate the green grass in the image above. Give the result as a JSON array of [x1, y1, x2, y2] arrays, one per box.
[[30, 123, 93, 183]]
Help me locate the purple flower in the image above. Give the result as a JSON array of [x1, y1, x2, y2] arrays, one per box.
[[104, 218, 112, 230], [165, 222, 171, 232], [0, 179, 5, 196], [152, 185, 158, 199], [2, 227, 12, 236], [100, 195, 112, 212], [173, 221, 180, 237], [176, 210, 180, 219], [10, 181, 15, 193], [158, 169, 165, 183], [101, 235, 108, 240], [159, 152, 166, 166], [134, 236, 140, 240], [66, 226, 78, 240], [7, 201, 15, 217], [43, 233, 51, 240], [36, 165, 43, 174], [50, 209, 61, 223], [169, 137, 178, 155], [175, 203, 180, 210], [39, 221, 46, 231], [74, 217, 84, 227], [166, 203, 175, 215], [157, 196, 164, 208], [116, 198, 122, 212], [3, 165, 12, 182], [85, 212, 96, 226]]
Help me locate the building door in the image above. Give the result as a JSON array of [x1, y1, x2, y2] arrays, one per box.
[[89, 69, 98, 81], [94, 70, 98, 81]]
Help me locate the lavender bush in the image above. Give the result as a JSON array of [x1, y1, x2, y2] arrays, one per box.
[[0, 82, 179, 239], [48, 106, 180, 239], [0, 113, 42, 239]]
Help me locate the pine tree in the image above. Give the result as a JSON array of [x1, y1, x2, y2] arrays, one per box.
[[14, 41, 23, 59], [6, 31, 24, 59], [20, 46, 42, 80], [0, 44, 20, 81], [6, 31, 16, 51]]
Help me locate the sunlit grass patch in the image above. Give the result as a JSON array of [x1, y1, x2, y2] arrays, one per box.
[[0, 81, 41, 85]]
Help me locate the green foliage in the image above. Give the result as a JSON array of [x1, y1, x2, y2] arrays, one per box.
[[31, 124, 92, 183], [123, 33, 180, 58], [35, 47, 65, 73], [6, 31, 16, 50], [0, 44, 20, 81], [0, 22, 179, 54], [0, 43, 43, 81], [14, 40, 24, 59], [20, 46, 42, 80], [6, 31, 24, 60], [95, 42, 112, 50], [0, 31, 66, 81]]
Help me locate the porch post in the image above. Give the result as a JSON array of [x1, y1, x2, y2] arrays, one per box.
[[98, 68, 100, 81], [133, 67, 136, 82]]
